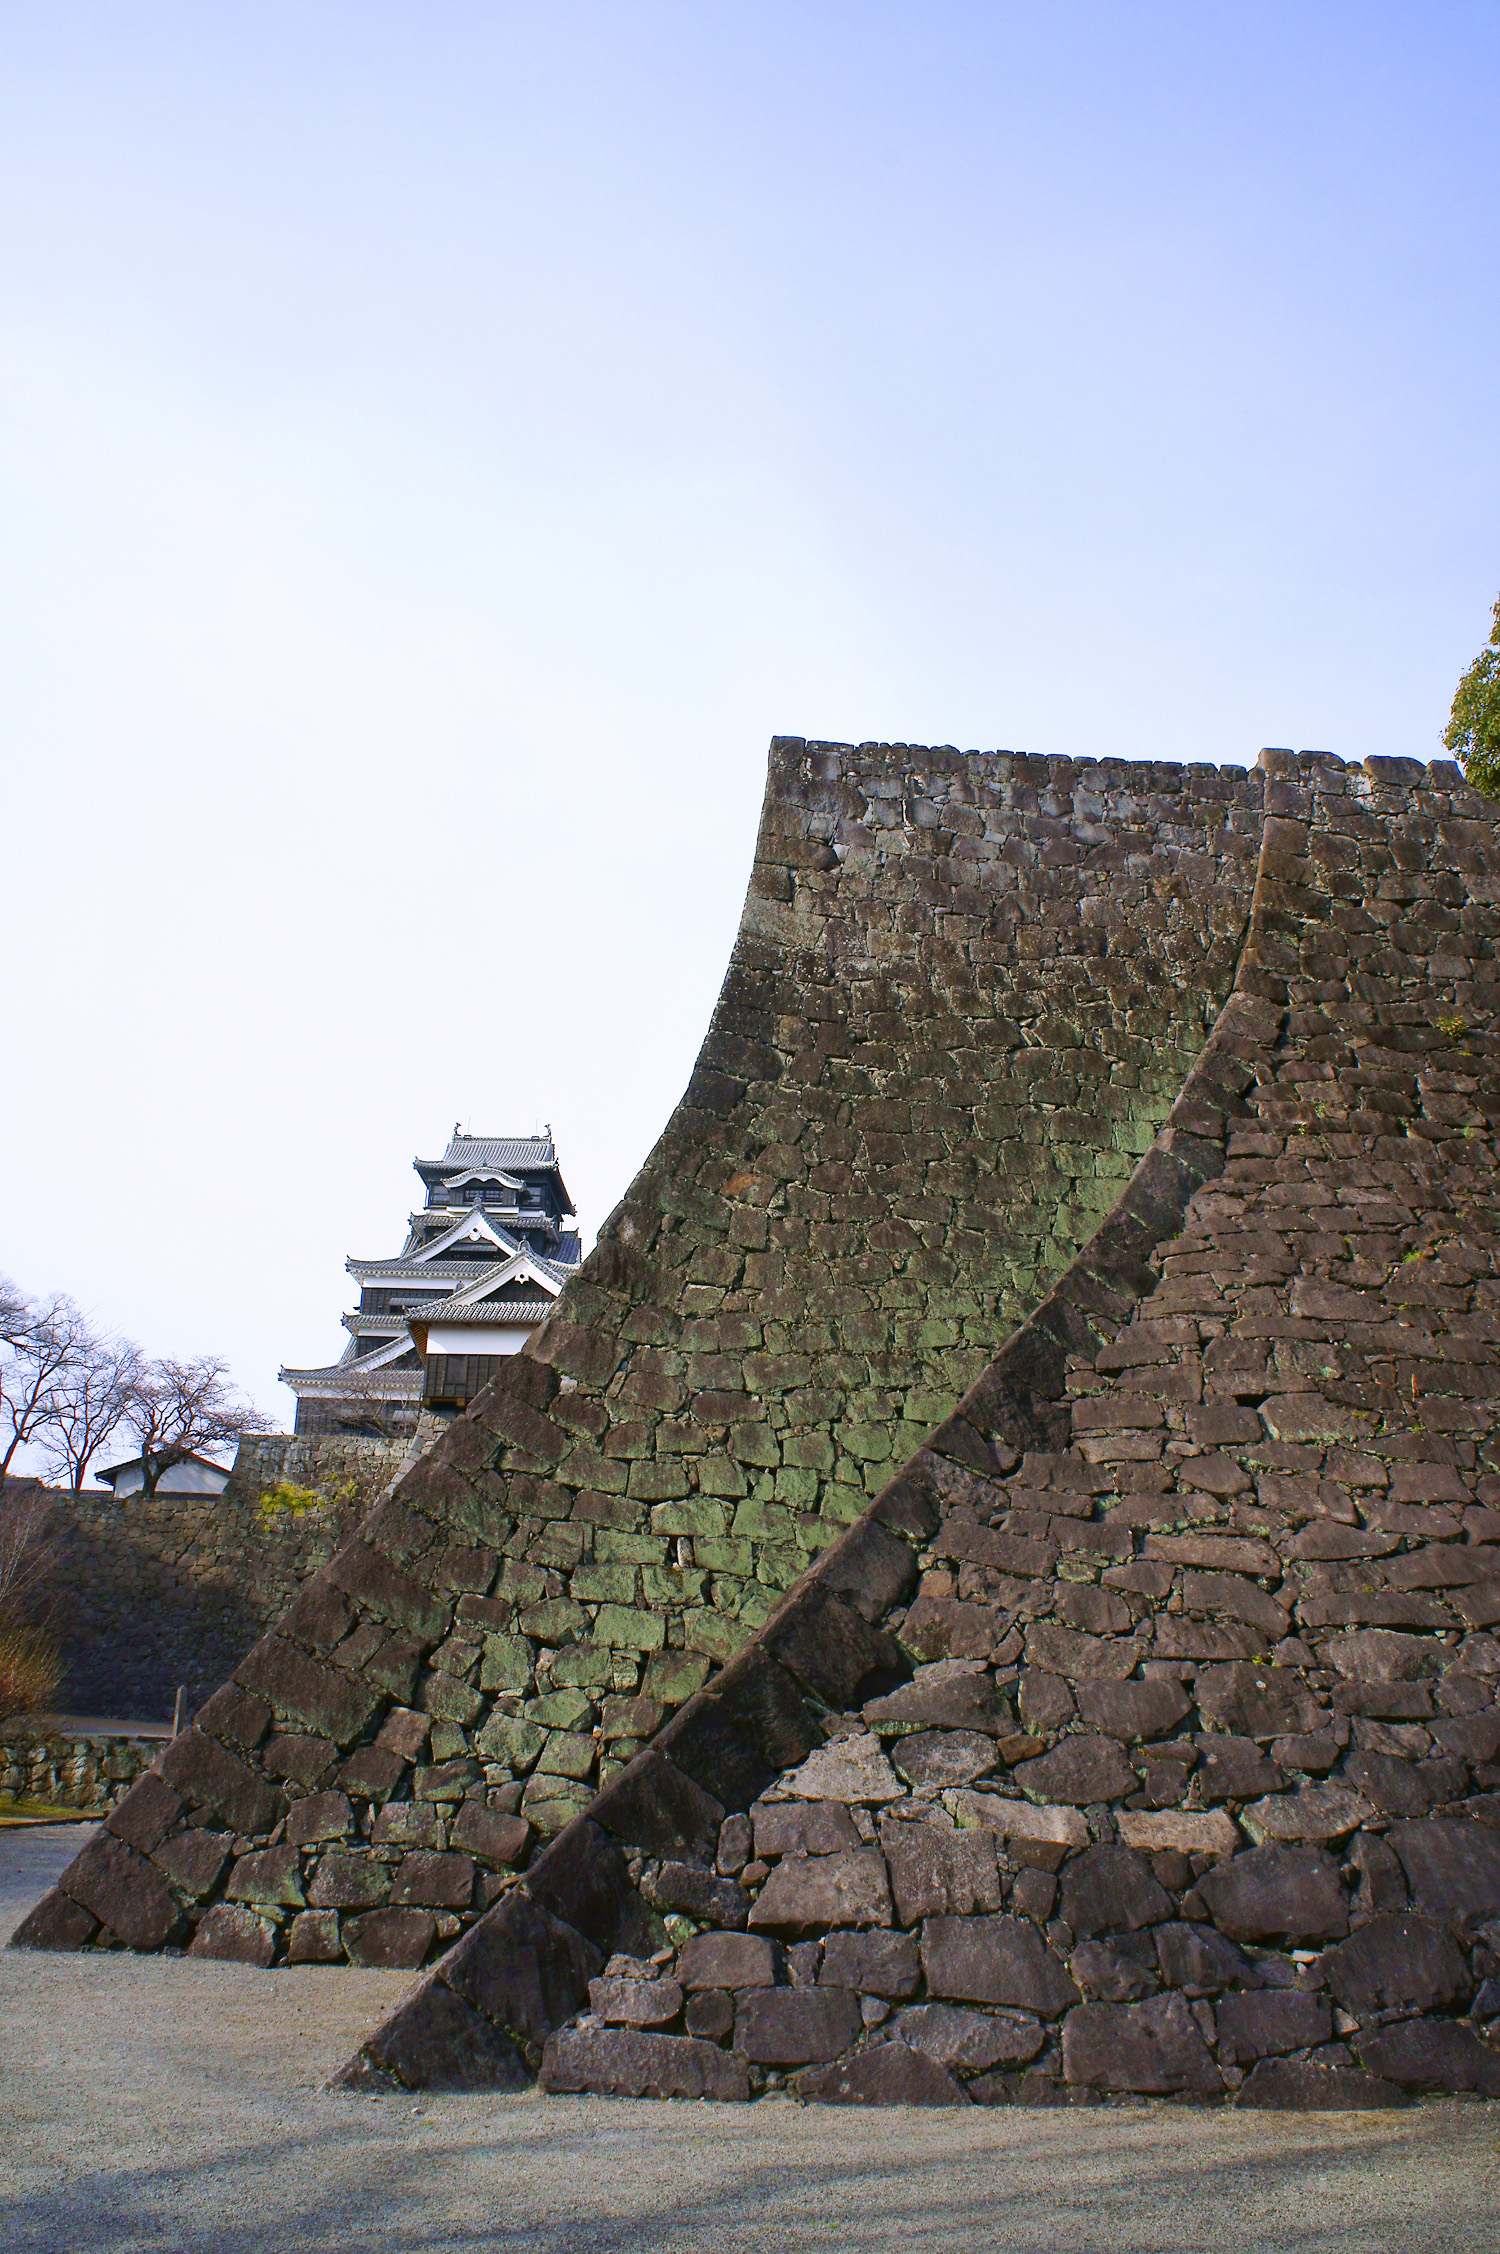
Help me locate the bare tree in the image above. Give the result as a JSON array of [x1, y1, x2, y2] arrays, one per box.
[[40, 1333, 144, 1492], [0, 1283, 92, 1486], [0, 1478, 58, 1625], [128, 1356, 273, 1495]]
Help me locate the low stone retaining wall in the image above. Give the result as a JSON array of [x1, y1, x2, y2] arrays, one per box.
[[0, 1726, 165, 1813]]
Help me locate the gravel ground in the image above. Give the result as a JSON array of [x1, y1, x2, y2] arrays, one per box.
[[4, 1827, 1498, 2254]]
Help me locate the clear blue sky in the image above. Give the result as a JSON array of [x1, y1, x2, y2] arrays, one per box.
[[3, 4, 1497, 1446]]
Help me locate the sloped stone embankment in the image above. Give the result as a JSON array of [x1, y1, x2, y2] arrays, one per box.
[[17, 742, 1500, 2108]]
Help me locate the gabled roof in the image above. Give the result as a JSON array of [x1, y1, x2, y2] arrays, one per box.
[[414, 1134, 574, 1216], [406, 1210, 522, 1264]]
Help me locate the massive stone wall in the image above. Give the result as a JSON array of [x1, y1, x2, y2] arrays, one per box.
[[19, 739, 1500, 2111], [37, 1436, 405, 1719]]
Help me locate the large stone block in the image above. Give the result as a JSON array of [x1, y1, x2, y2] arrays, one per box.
[[920, 1915, 1078, 2017], [9, 1888, 97, 1951], [897, 2003, 1041, 2072], [754, 1801, 861, 1860], [349, 1977, 530, 2091], [735, 1987, 863, 2065], [1153, 1922, 1261, 1997], [1194, 1846, 1348, 1945], [541, 2026, 749, 2101], [643, 1861, 750, 1929], [57, 1830, 179, 1950], [678, 1931, 778, 1990], [1387, 1817, 1500, 1930], [1215, 1990, 1331, 2064], [159, 1728, 287, 1835], [1235, 2059, 1406, 2109], [1062, 1994, 1221, 2096], [443, 1892, 601, 2049], [1319, 1914, 1471, 2018], [1059, 1847, 1172, 1938], [189, 1904, 274, 1965], [749, 1850, 892, 1934], [819, 1929, 922, 1998], [344, 1908, 437, 1967], [104, 1773, 182, 1855], [880, 1819, 1002, 1924], [1358, 2019, 1500, 2096], [794, 2044, 972, 2105], [588, 1975, 684, 2027]]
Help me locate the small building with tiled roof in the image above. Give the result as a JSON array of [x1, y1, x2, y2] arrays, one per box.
[[279, 1128, 581, 1435]]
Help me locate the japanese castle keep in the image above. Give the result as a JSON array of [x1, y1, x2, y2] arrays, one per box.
[[23, 740, 1500, 2115], [280, 1131, 582, 1435]]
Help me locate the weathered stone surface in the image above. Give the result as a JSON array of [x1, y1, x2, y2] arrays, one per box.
[[770, 1735, 903, 1805], [749, 1850, 892, 1934], [1195, 1736, 1284, 1801], [391, 1852, 475, 1909], [9, 1888, 97, 1950], [1023, 1625, 1137, 1681], [1059, 1847, 1172, 1938], [684, 1990, 734, 2039], [189, 1904, 274, 1964], [947, 1791, 1089, 1872], [1070, 1936, 1159, 2002], [1235, 2059, 1406, 2109], [1194, 1847, 1348, 1945], [865, 1665, 1013, 1739], [1320, 1914, 1471, 2018], [921, 1915, 1078, 2017], [753, 1801, 861, 1859], [354, 1978, 530, 2092], [642, 1861, 751, 1930], [344, 1908, 437, 1967], [1328, 1631, 1445, 1684], [1388, 1817, 1500, 1930], [1358, 2019, 1500, 2096], [104, 1773, 183, 1854], [890, 1730, 998, 1793], [153, 1828, 231, 1899], [1076, 1679, 1192, 1743], [677, 1931, 778, 1990], [1117, 1810, 1240, 1860], [1154, 1922, 1261, 1996], [793, 2044, 971, 2106], [880, 1819, 1002, 1922], [1062, 1994, 1221, 2095], [1194, 1666, 1324, 1743], [227, 1844, 305, 1908], [159, 1728, 287, 1835], [285, 1791, 353, 1847], [443, 1892, 601, 2046], [1239, 1784, 1373, 1845], [896, 2002, 1032, 2072], [541, 2026, 749, 2101], [58, 1830, 178, 1949], [1011, 1735, 1136, 1807], [735, 1986, 864, 2064], [588, 1975, 684, 2027], [1216, 1990, 1331, 2063], [308, 1851, 390, 1912], [287, 1909, 343, 1963], [819, 1928, 922, 1998]]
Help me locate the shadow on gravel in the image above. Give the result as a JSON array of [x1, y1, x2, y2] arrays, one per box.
[[2, 2114, 1483, 2254]]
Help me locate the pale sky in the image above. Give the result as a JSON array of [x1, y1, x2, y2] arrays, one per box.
[[3, 3, 1497, 1458]]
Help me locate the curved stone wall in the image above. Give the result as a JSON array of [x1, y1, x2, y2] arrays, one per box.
[[19, 740, 1500, 2111]]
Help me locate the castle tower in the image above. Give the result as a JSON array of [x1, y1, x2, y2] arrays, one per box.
[[280, 1131, 581, 1435]]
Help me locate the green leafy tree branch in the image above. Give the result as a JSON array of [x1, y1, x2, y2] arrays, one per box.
[[1445, 592, 1500, 797]]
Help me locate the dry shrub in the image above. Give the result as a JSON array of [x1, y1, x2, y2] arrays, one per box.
[[0, 1624, 63, 1719]]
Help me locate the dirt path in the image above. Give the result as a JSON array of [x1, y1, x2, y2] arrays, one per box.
[[4, 1829, 1497, 2253]]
